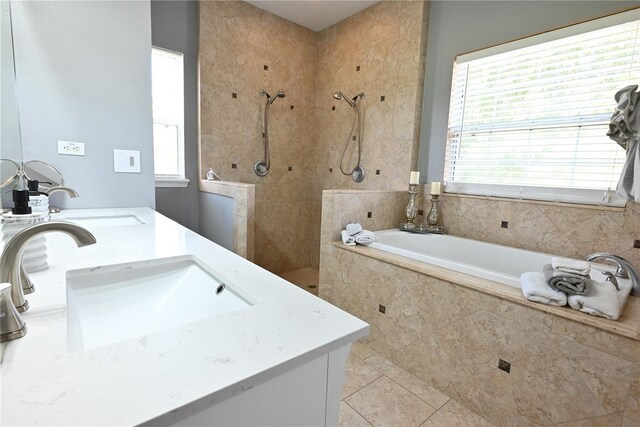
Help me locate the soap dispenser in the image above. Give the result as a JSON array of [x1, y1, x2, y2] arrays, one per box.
[[27, 180, 50, 216], [1, 187, 50, 276]]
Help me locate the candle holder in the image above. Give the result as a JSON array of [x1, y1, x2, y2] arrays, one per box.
[[399, 184, 419, 231], [416, 193, 445, 234], [427, 194, 440, 226]]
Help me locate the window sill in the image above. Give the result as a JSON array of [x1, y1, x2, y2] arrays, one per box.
[[155, 178, 190, 188]]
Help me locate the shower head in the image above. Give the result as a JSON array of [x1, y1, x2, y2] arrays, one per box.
[[261, 89, 285, 106], [334, 91, 355, 108]]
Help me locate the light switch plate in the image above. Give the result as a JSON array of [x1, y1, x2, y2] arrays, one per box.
[[58, 140, 85, 156], [113, 149, 141, 173]]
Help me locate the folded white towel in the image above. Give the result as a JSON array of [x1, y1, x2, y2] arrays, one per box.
[[551, 257, 591, 276], [355, 230, 375, 245], [341, 230, 356, 246], [568, 277, 632, 320], [520, 272, 567, 307]]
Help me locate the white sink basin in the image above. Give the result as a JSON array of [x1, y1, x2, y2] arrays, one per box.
[[58, 212, 145, 228], [66, 255, 253, 352]]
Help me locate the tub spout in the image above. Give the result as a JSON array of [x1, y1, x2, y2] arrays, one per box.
[[585, 253, 639, 296]]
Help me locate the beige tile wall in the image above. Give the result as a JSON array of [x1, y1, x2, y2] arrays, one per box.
[[441, 194, 640, 273], [321, 246, 640, 426], [199, 0, 318, 273], [320, 189, 640, 273], [199, 1, 429, 274], [311, 0, 430, 194]]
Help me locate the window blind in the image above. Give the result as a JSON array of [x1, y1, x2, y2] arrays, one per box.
[[444, 9, 640, 206], [151, 47, 184, 179]]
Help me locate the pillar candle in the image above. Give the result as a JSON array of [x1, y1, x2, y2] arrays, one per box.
[[409, 171, 420, 185], [430, 181, 441, 195]]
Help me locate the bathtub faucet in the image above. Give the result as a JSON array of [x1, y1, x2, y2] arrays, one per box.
[[585, 253, 639, 296]]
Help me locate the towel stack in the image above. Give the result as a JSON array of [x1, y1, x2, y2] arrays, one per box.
[[543, 257, 592, 295], [520, 257, 631, 320], [341, 223, 376, 246]]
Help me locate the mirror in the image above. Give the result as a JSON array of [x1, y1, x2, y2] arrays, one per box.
[[0, 158, 20, 189], [1, 1, 24, 164], [23, 160, 64, 189]]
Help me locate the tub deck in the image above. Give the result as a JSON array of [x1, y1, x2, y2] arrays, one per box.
[[332, 241, 640, 340]]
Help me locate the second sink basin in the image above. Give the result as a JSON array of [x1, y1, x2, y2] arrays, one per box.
[[66, 255, 254, 352], [57, 211, 145, 228]]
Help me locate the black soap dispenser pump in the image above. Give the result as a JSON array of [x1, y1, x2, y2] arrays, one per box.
[[12, 190, 32, 215]]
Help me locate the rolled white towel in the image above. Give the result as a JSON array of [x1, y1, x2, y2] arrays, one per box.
[[341, 230, 356, 246], [551, 257, 591, 276], [568, 278, 632, 320], [355, 230, 375, 245], [345, 223, 363, 236], [520, 272, 567, 307]]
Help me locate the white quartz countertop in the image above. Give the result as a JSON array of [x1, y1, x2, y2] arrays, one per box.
[[0, 208, 369, 426]]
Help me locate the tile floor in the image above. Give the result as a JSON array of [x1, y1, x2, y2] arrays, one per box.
[[339, 340, 495, 427], [278, 267, 319, 295]]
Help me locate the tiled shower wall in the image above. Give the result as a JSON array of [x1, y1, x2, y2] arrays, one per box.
[[199, 1, 318, 273], [199, 1, 429, 273], [311, 0, 430, 193]]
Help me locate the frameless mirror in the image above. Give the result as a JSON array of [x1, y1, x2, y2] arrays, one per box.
[[0, 158, 19, 189], [1, 1, 24, 164], [23, 160, 64, 189]]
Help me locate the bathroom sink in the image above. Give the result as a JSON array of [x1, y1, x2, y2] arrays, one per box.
[[57, 212, 145, 228], [66, 255, 253, 352]]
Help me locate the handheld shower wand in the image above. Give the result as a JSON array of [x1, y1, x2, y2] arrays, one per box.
[[255, 89, 286, 177], [334, 91, 366, 182]]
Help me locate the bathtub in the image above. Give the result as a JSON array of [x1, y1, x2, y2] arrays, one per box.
[[368, 229, 613, 288]]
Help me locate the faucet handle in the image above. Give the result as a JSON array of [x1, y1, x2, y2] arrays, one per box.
[[0, 282, 27, 342], [602, 271, 620, 290]]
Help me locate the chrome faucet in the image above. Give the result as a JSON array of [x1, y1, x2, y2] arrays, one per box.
[[44, 186, 79, 198], [0, 221, 96, 314], [585, 253, 639, 296], [45, 186, 79, 213]]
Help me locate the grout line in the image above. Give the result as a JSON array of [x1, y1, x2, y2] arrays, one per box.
[[340, 369, 384, 401], [381, 371, 441, 413], [344, 400, 374, 427]]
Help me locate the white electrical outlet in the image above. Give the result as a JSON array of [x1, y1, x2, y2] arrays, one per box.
[[113, 149, 141, 173], [58, 140, 85, 156]]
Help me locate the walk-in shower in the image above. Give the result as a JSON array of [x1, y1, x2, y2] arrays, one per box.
[[334, 91, 365, 182], [254, 89, 286, 177]]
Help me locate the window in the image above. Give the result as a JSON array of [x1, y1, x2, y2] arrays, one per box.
[[151, 47, 188, 187], [444, 9, 639, 206]]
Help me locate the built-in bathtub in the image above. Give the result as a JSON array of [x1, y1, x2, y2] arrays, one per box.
[[369, 229, 617, 289]]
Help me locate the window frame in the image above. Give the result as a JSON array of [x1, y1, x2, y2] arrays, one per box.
[[151, 46, 189, 188], [442, 8, 639, 207]]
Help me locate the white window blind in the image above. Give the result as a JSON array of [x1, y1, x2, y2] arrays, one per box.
[[151, 47, 185, 181], [444, 9, 640, 206]]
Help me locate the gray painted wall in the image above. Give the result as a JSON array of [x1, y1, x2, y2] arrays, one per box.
[[418, 1, 638, 182], [199, 192, 234, 252], [12, 1, 155, 209], [151, 0, 200, 232]]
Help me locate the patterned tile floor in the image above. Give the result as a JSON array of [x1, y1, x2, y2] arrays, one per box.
[[340, 340, 496, 427], [278, 267, 319, 295]]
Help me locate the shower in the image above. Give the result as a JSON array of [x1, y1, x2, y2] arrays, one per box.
[[334, 91, 365, 182], [254, 89, 286, 177]]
